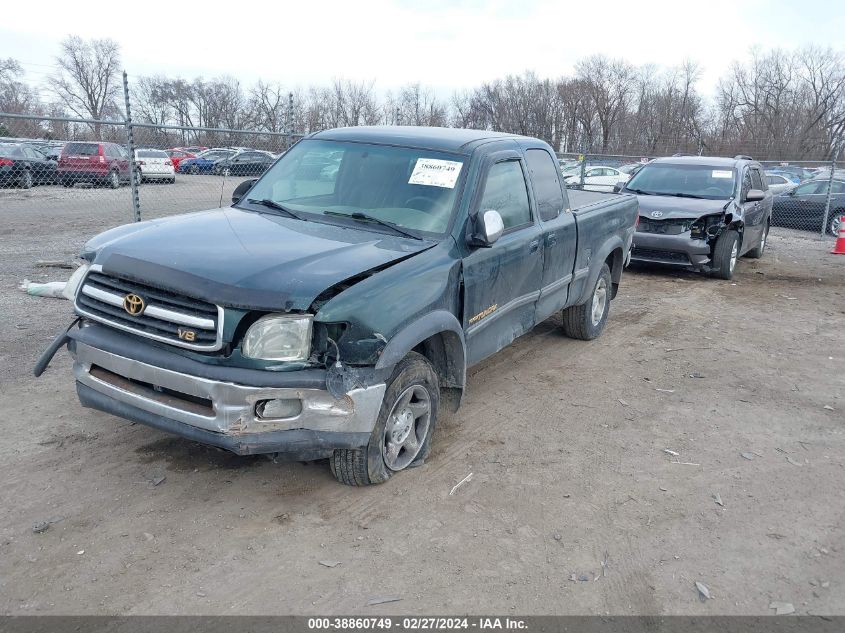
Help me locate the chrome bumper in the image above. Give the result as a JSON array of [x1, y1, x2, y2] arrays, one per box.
[[71, 341, 386, 436]]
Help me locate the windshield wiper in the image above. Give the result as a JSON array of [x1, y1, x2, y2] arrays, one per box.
[[323, 211, 422, 240], [246, 198, 308, 221], [627, 188, 657, 196], [664, 192, 709, 199]]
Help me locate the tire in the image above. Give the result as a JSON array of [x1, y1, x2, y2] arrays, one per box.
[[830, 213, 844, 236], [561, 263, 611, 341], [19, 170, 33, 189], [746, 221, 769, 259], [108, 170, 120, 189], [222, 167, 231, 177], [330, 352, 439, 486], [190, 165, 199, 175], [167, 176, 175, 184], [61, 178, 73, 188], [711, 229, 739, 280]]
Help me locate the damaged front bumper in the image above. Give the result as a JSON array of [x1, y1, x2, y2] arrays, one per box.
[[57, 323, 385, 458], [630, 231, 714, 270]]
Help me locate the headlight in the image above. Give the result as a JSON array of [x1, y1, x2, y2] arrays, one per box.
[[242, 314, 313, 361], [62, 263, 91, 300]]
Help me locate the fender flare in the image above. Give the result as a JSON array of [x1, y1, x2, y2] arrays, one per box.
[[575, 235, 625, 305], [375, 310, 466, 389]]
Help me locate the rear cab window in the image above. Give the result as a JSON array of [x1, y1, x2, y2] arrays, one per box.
[[64, 143, 99, 156], [525, 149, 564, 221]]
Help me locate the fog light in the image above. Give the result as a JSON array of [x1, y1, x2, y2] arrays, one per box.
[[256, 398, 302, 419]]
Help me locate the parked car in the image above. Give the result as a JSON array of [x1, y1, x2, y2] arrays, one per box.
[[165, 149, 196, 172], [621, 155, 773, 279], [177, 148, 237, 174], [772, 178, 845, 235], [134, 149, 175, 183], [27, 140, 65, 161], [178, 146, 208, 154], [58, 141, 132, 188], [38, 126, 638, 486], [764, 172, 795, 195], [212, 150, 275, 177], [0, 142, 58, 188], [766, 165, 814, 183], [562, 165, 630, 192]]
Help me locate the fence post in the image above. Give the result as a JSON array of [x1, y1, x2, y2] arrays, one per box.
[[122, 70, 141, 223], [578, 145, 587, 190], [820, 140, 841, 238], [286, 92, 294, 150]]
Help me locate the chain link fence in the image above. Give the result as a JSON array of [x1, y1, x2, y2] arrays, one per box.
[[556, 149, 844, 237]]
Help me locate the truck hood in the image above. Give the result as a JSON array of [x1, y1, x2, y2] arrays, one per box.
[[85, 207, 434, 311], [635, 194, 731, 220]]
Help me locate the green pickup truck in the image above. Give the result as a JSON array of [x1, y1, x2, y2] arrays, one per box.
[[37, 126, 638, 485]]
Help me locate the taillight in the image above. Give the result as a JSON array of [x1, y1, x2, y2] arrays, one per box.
[[98, 145, 105, 163], [98, 155, 105, 163], [0, 158, 13, 167]]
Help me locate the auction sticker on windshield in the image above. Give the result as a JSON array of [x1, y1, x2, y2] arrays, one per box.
[[409, 158, 463, 188], [712, 170, 733, 179]]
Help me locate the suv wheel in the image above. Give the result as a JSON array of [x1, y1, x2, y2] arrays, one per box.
[[561, 263, 611, 340], [108, 170, 120, 189], [746, 222, 769, 259], [330, 352, 439, 486], [712, 229, 740, 280]]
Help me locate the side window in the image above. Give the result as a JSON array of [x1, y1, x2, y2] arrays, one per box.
[[751, 168, 765, 190], [525, 149, 564, 222], [829, 181, 845, 194], [741, 168, 753, 199], [794, 182, 822, 195], [479, 161, 532, 231]]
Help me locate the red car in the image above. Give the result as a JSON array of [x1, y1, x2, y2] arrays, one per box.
[[165, 149, 197, 171], [57, 141, 132, 188]]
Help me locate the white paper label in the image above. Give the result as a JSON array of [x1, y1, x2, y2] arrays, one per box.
[[409, 158, 463, 188], [712, 170, 733, 179]]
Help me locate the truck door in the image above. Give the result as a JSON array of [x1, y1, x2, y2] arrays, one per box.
[[524, 148, 577, 322], [463, 152, 543, 366]]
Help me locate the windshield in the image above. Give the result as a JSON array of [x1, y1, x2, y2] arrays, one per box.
[[242, 139, 466, 236], [625, 163, 736, 199]]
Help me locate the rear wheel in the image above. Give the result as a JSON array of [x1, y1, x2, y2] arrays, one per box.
[[330, 352, 439, 486], [190, 164, 199, 175], [746, 221, 769, 259], [222, 167, 231, 177], [711, 229, 739, 280], [108, 170, 120, 189], [561, 263, 611, 341], [19, 170, 33, 189], [61, 178, 73, 188]]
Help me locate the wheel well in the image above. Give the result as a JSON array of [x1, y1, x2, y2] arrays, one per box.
[[605, 248, 623, 299], [412, 331, 465, 413]]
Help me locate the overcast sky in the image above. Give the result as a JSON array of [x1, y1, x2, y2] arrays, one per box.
[[2, 0, 844, 98]]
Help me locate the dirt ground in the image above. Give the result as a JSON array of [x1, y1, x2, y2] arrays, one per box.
[[0, 187, 843, 615]]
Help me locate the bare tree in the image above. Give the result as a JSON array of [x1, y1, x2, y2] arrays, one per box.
[[49, 36, 121, 137]]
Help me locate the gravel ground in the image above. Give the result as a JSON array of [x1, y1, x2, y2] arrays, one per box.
[[0, 183, 843, 615]]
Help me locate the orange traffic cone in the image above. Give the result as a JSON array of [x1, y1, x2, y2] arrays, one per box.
[[832, 215, 845, 255]]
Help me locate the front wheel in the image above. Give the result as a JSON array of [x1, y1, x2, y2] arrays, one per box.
[[190, 164, 199, 175], [711, 229, 739, 280], [222, 167, 231, 177], [830, 213, 843, 236], [330, 352, 439, 486], [561, 263, 611, 340]]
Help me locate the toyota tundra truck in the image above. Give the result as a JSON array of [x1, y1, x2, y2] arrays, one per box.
[[36, 127, 638, 486]]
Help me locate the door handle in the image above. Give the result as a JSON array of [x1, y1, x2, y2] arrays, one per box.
[[529, 239, 540, 253], [545, 233, 557, 247]]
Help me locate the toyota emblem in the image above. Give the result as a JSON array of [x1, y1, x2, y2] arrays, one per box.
[[650, 211, 664, 218]]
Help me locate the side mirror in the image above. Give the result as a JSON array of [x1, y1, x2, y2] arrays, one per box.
[[745, 188, 765, 202], [470, 209, 504, 247], [231, 178, 258, 204], [613, 181, 626, 193]]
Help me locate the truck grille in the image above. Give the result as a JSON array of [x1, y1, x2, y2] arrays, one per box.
[[637, 217, 695, 235], [75, 269, 223, 351]]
